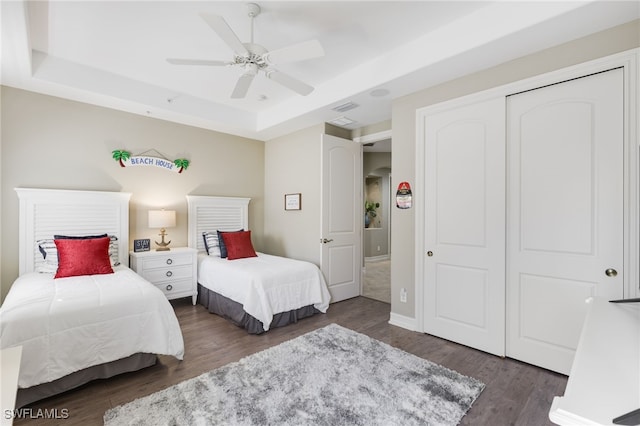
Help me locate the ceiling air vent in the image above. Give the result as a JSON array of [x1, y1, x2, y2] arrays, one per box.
[[331, 101, 359, 113], [328, 116, 356, 127]]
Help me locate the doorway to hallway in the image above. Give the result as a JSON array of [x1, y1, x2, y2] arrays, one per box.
[[363, 258, 390, 303], [361, 133, 392, 304]]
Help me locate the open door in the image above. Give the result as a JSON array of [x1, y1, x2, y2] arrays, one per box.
[[320, 134, 362, 302]]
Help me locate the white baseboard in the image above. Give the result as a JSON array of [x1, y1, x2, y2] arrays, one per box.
[[364, 255, 390, 262], [388, 312, 418, 331]]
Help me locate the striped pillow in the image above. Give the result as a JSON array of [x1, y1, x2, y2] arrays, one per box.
[[202, 231, 221, 257]]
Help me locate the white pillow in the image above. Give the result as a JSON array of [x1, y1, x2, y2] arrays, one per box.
[[36, 239, 59, 273], [202, 231, 221, 257]]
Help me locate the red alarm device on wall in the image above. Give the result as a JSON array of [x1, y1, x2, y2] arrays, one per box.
[[396, 182, 412, 209]]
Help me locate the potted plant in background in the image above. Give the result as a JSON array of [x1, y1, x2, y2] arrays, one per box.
[[364, 201, 380, 228]]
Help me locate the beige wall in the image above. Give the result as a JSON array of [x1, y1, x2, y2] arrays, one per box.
[[263, 124, 324, 265], [364, 152, 391, 177], [263, 122, 381, 266], [1, 87, 265, 302], [391, 19, 640, 319], [352, 120, 391, 140]]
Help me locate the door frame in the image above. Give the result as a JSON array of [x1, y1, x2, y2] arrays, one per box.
[[415, 48, 639, 335], [354, 130, 393, 266]]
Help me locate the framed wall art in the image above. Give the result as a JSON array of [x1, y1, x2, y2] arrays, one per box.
[[284, 193, 302, 211]]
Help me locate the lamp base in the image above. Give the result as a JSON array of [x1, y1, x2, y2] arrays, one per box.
[[155, 229, 171, 251]]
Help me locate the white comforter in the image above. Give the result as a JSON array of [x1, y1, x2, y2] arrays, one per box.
[[0, 266, 185, 388], [198, 253, 331, 331]]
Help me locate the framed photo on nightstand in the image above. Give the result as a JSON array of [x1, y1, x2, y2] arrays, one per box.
[[133, 238, 151, 252]]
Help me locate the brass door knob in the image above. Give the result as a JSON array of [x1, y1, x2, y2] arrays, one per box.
[[605, 268, 618, 277], [427, 251, 433, 257]]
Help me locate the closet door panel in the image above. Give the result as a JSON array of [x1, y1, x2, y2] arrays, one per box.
[[506, 68, 624, 375], [422, 97, 506, 357], [520, 102, 594, 254]]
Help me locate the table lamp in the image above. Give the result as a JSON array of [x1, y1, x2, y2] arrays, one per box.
[[148, 210, 176, 251]]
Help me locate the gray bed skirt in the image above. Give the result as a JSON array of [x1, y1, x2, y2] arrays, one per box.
[[197, 283, 321, 334], [16, 353, 157, 408]]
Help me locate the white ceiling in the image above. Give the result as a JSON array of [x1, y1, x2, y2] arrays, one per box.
[[2, 1, 638, 141]]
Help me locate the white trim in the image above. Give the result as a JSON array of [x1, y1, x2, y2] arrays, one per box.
[[365, 255, 390, 263], [353, 129, 392, 144], [415, 48, 640, 333], [414, 104, 427, 333], [389, 312, 418, 331], [630, 49, 640, 299]]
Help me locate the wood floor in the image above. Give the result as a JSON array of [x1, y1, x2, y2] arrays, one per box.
[[15, 296, 567, 425]]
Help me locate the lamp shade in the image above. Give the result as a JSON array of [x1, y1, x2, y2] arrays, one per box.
[[148, 210, 176, 229]]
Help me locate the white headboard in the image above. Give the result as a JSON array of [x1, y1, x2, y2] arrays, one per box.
[[15, 188, 132, 275], [186, 195, 250, 253]]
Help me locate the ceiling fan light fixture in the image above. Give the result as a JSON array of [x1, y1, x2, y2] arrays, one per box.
[[244, 63, 259, 76], [168, 3, 324, 99]]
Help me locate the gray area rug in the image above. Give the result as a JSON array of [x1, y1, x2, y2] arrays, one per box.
[[104, 324, 484, 425]]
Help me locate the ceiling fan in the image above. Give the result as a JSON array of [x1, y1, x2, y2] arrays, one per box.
[[167, 3, 324, 99]]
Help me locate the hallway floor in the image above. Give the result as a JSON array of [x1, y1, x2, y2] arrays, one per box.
[[362, 258, 390, 304]]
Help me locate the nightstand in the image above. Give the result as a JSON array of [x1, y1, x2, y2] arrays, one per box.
[[130, 247, 197, 305]]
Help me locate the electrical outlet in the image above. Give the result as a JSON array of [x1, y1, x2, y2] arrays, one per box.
[[400, 288, 407, 303]]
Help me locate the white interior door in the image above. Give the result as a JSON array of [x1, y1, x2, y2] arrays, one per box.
[[422, 97, 506, 356], [506, 68, 624, 374], [321, 134, 362, 302]]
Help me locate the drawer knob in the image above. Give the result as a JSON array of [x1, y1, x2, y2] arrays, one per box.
[[166, 270, 173, 277], [166, 258, 173, 265], [166, 284, 173, 291]]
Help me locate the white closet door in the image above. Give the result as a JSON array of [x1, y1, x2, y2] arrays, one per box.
[[422, 97, 506, 357], [506, 68, 624, 374]]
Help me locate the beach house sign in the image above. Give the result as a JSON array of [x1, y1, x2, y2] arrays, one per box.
[[112, 150, 190, 174]]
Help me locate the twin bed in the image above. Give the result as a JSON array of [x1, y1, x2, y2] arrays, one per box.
[[186, 195, 330, 334], [0, 189, 330, 407], [0, 188, 184, 408]]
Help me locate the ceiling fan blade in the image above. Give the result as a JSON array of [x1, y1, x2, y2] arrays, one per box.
[[199, 13, 248, 56], [167, 58, 228, 66], [263, 39, 324, 65], [231, 72, 256, 99], [266, 70, 314, 96]]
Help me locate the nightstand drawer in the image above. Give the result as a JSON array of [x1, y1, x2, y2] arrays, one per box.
[[142, 265, 193, 283], [130, 247, 198, 305], [142, 254, 192, 269], [155, 279, 192, 296]]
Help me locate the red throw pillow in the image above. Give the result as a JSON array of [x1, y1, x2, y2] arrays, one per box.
[[221, 230, 257, 260], [54, 236, 114, 278]]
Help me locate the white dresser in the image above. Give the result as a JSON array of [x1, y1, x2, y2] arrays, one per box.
[[130, 247, 197, 305], [1, 346, 22, 426], [549, 297, 640, 425]]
